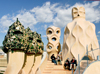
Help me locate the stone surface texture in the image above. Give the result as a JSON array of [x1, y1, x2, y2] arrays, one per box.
[[62, 6, 99, 62], [83, 61, 100, 74]]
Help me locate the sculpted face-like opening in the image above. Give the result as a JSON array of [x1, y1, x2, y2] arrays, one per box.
[[78, 14, 79, 16], [57, 46, 59, 49], [52, 37, 56, 41], [13, 31, 23, 34], [29, 37, 33, 40], [37, 39, 41, 43], [47, 30, 52, 34], [48, 46, 52, 49], [56, 30, 60, 34]]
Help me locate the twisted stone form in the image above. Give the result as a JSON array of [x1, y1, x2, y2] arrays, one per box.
[[62, 6, 99, 62], [46, 26, 61, 60]]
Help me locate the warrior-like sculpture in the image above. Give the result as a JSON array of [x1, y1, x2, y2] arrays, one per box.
[[62, 6, 99, 62]]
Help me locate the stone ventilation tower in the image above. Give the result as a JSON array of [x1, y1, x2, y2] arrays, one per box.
[[46, 26, 61, 60], [62, 6, 99, 62]]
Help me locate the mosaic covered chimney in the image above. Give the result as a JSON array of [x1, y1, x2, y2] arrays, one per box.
[[2, 18, 44, 54], [2, 18, 44, 74]]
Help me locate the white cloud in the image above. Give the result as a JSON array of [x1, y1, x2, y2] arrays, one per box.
[[42, 35, 47, 37], [44, 44, 46, 51], [98, 31, 100, 34], [0, 1, 100, 33], [30, 2, 53, 23], [0, 11, 37, 33], [53, 1, 100, 28], [97, 35, 99, 37], [53, 8, 72, 28], [0, 15, 13, 27], [91, 1, 100, 7], [13, 12, 37, 28], [1, 29, 8, 33], [44, 25, 47, 30], [65, 4, 70, 8]]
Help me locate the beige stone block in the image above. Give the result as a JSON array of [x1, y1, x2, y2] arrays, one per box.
[[83, 61, 100, 74], [29, 54, 42, 74], [19, 54, 35, 74], [4, 51, 25, 74]]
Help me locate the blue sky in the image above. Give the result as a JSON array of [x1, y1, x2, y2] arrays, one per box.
[[0, 0, 100, 50]]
